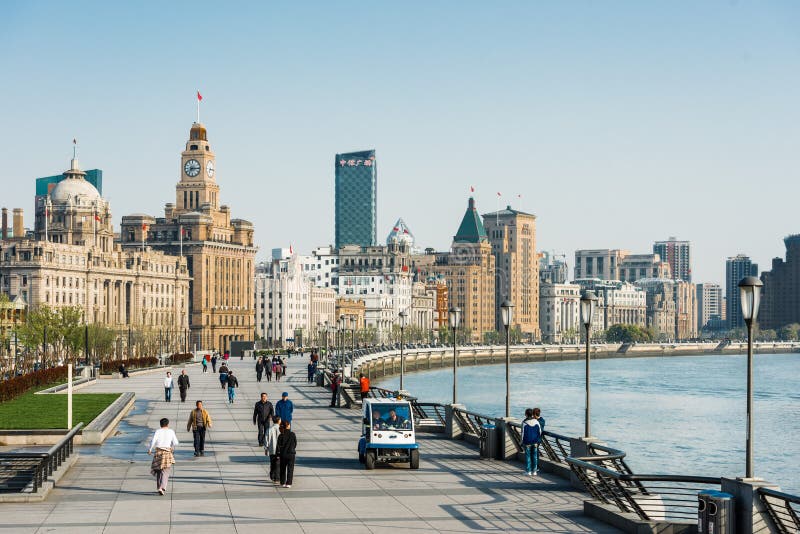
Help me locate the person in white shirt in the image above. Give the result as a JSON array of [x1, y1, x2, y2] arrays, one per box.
[[148, 418, 179, 495], [264, 415, 281, 483], [163, 372, 174, 402]]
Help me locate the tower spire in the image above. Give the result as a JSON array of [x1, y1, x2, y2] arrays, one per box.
[[72, 138, 77, 159]]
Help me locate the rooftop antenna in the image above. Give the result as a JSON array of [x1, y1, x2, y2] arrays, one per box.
[[72, 138, 77, 159]]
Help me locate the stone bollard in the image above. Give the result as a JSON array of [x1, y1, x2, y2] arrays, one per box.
[[495, 417, 520, 461], [445, 404, 465, 440], [721, 477, 781, 534]]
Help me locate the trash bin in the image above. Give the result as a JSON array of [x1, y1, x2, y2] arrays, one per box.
[[479, 423, 497, 459], [698, 490, 734, 534]]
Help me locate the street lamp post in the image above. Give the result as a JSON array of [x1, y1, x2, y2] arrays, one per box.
[[580, 290, 598, 439], [324, 321, 329, 368], [448, 306, 461, 404], [338, 315, 345, 375], [501, 299, 514, 418], [739, 276, 763, 479], [399, 310, 408, 391], [350, 316, 356, 379]]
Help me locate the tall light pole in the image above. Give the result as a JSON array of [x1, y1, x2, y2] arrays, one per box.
[[739, 276, 763, 479], [324, 320, 329, 368], [501, 299, 514, 418], [399, 310, 408, 391], [338, 314, 345, 374], [349, 315, 356, 379], [580, 290, 598, 439], [449, 306, 461, 404]]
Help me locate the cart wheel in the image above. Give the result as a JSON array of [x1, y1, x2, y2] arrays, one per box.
[[365, 450, 376, 470], [410, 449, 420, 469]]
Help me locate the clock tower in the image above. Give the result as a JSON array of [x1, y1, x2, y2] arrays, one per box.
[[176, 122, 220, 212]]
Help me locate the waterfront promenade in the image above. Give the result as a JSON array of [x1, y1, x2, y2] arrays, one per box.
[[0, 361, 618, 533]]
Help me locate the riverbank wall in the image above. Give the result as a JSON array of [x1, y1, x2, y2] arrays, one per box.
[[355, 341, 800, 381]]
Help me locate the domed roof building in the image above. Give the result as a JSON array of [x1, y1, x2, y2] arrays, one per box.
[[386, 218, 420, 254], [35, 156, 113, 251]]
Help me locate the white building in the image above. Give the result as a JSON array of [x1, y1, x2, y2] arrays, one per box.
[[539, 282, 581, 343], [254, 252, 311, 347], [696, 282, 722, 331], [409, 281, 436, 332], [299, 246, 339, 289]]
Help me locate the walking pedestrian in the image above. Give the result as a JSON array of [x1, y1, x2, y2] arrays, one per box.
[[276, 392, 294, 423], [329, 371, 341, 407], [522, 407, 545, 476], [273, 360, 281, 382], [218, 362, 229, 390], [226, 370, 239, 403], [148, 417, 178, 495], [177, 369, 190, 402], [187, 400, 212, 456], [201, 356, 208, 373], [264, 415, 281, 483], [359, 373, 370, 400], [265, 357, 272, 382], [163, 372, 174, 402], [277, 421, 297, 488], [252, 393, 274, 447], [307, 361, 315, 383], [256, 359, 264, 383], [211, 354, 218, 373]]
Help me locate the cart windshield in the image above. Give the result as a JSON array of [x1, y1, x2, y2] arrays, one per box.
[[371, 404, 412, 430]]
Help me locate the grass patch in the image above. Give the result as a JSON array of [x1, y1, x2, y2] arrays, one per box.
[[0, 388, 121, 430]]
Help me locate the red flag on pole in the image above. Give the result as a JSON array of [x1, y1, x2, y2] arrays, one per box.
[[497, 192, 502, 197], [289, 244, 293, 255], [470, 186, 474, 193], [142, 223, 147, 231], [95, 214, 101, 222], [197, 91, 203, 101]]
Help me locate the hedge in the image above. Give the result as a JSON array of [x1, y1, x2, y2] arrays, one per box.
[[170, 353, 194, 364], [100, 356, 159, 374], [0, 366, 68, 403]]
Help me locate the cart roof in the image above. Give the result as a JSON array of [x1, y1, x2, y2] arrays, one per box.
[[363, 398, 412, 406]]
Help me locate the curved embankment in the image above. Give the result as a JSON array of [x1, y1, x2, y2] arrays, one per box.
[[355, 342, 800, 381]]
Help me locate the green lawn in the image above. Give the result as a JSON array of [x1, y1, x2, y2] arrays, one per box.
[[0, 388, 121, 429]]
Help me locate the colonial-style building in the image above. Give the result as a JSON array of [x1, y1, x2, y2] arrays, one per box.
[[420, 198, 496, 342], [120, 121, 256, 353], [539, 282, 580, 343], [483, 205, 540, 340], [0, 156, 189, 330]]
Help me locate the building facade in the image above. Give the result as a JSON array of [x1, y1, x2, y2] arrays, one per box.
[[574, 249, 627, 280], [759, 235, 800, 330], [120, 121, 256, 353], [420, 198, 496, 342], [726, 254, 758, 331], [654, 237, 691, 282], [539, 251, 569, 284], [0, 156, 190, 331], [300, 245, 340, 289], [696, 283, 723, 331], [409, 281, 436, 333], [574, 279, 647, 330], [619, 254, 671, 283], [539, 282, 580, 343], [335, 150, 377, 248], [254, 253, 310, 347], [635, 279, 677, 340], [483, 205, 540, 339]]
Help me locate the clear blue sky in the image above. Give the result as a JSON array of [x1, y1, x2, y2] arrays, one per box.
[[2, 1, 799, 287]]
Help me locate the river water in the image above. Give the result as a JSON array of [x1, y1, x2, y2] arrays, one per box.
[[374, 352, 800, 495]]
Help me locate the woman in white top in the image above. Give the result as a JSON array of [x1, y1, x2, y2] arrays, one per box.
[[148, 417, 179, 495], [163, 372, 174, 402]]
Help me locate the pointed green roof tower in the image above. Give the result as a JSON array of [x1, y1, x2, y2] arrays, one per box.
[[454, 197, 488, 243]]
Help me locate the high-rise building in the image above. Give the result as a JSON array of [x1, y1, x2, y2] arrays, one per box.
[[696, 283, 723, 331], [654, 237, 691, 282], [760, 235, 800, 330], [726, 254, 758, 331], [335, 150, 377, 248], [420, 197, 496, 342], [120, 121, 256, 353], [483, 205, 540, 339]]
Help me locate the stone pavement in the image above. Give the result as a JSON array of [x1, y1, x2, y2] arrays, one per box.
[[0, 357, 620, 533]]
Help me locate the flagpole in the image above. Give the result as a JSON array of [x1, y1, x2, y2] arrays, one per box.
[[179, 224, 183, 257], [44, 200, 48, 242]]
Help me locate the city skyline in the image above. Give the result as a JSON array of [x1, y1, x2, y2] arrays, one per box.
[[2, 2, 799, 287]]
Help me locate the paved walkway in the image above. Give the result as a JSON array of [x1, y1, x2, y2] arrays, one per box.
[[0, 358, 619, 533]]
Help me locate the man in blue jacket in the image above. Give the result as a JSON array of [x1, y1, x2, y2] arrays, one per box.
[[275, 392, 294, 424], [521, 407, 545, 476]]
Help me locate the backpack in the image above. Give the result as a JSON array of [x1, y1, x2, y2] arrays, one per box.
[[522, 418, 542, 445]]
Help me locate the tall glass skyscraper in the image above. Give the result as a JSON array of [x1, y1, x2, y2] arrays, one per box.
[[335, 149, 377, 248]]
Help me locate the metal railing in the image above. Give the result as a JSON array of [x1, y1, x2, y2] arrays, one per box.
[[759, 487, 800, 534], [452, 408, 495, 437], [567, 452, 720, 523], [412, 402, 446, 427], [0, 423, 83, 494]]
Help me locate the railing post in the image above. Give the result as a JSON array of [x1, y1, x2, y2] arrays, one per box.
[[569, 436, 602, 491], [495, 417, 520, 461], [445, 404, 465, 440], [721, 477, 781, 534]]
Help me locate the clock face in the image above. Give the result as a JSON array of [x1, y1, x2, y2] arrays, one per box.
[[206, 160, 215, 178], [184, 159, 201, 177]]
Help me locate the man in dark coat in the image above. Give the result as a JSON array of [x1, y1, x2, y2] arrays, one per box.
[[177, 369, 191, 402], [252, 392, 274, 446]]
